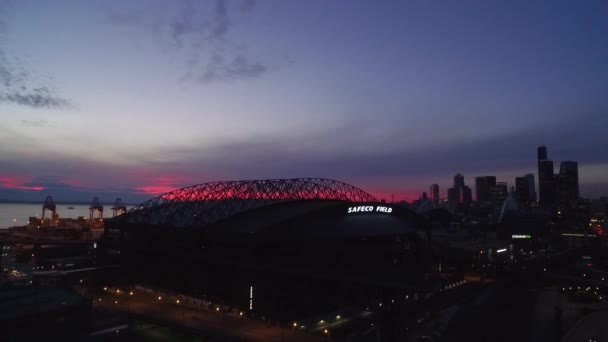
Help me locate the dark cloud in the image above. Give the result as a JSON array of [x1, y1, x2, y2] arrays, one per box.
[[201, 51, 268, 82], [21, 119, 51, 127], [1, 87, 71, 109], [108, 0, 271, 82], [0, 7, 72, 109]]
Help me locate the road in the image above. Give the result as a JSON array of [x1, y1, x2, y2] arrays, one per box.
[[94, 289, 325, 342]]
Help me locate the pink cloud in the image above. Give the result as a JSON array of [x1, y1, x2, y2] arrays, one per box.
[[0, 176, 45, 191]]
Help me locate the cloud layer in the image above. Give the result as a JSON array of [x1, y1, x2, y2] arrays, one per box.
[[0, 5, 71, 109], [108, 0, 271, 83]]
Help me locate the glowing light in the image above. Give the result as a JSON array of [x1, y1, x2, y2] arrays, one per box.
[[249, 286, 254, 310], [158, 296, 162, 300], [347, 205, 393, 214], [497, 249, 507, 253]]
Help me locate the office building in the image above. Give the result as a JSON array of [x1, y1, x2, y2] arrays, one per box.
[[429, 184, 440, 202], [448, 173, 472, 211], [538, 145, 557, 208], [490, 182, 509, 209], [454, 173, 465, 189], [515, 173, 536, 207], [558, 161, 579, 206], [475, 176, 497, 203]]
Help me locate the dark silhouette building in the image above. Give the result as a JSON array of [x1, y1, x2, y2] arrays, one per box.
[[558, 161, 579, 207], [475, 176, 497, 203], [537, 144, 547, 161], [429, 184, 440, 202], [448, 173, 472, 211], [461, 186, 473, 204], [538, 145, 557, 208], [454, 173, 465, 189], [490, 182, 509, 210], [515, 173, 536, 207], [447, 187, 459, 209]]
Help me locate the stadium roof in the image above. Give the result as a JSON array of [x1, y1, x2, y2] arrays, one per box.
[[115, 178, 378, 228]]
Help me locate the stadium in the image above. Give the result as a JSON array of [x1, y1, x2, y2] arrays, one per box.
[[101, 178, 434, 323]]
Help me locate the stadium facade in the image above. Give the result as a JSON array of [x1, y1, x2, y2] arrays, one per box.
[[101, 178, 433, 322]]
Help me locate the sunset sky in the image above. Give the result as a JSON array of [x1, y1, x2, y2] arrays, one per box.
[[1, 0, 607, 203]]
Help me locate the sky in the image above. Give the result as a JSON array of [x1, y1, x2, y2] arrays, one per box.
[[0, 0, 607, 203]]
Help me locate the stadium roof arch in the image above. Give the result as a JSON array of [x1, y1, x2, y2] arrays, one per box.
[[115, 178, 378, 228]]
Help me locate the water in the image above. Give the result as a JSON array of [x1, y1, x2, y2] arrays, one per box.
[[0, 203, 132, 229]]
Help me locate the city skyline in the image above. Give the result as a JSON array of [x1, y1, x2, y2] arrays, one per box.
[[1, 0, 608, 203]]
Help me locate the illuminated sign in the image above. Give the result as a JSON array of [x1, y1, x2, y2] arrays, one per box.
[[512, 234, 531, 239], [496, 248, 507, 253], [347, 205, 393, 214], [249, 286, 253, 310], [561, 233, 597, 238]]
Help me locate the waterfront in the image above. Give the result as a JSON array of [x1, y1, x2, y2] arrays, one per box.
[[0, 203, 133, 229]]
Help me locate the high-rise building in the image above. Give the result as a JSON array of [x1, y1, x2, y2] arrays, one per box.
[[537, 145, 547, 161], [475, 176, 497, 202], [461, 186, 473, 204], [429, 184, 440, 201], [448, 173, 472, 211], [490, 182, 509, 209], [454, 173, 465, 189], [538, 145, 556, 208], [515, 173, 536, 207], [526, 173, 537, 202], [558, 161, 579, 206], [420, 192, 429, 203], [447, 187, 459, 210]]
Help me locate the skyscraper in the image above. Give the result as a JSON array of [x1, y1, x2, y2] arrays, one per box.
[[454, 173, 465, 189], [515, 173, 536, 207], [558, 161, 579, 206], [475, 176, 497, 202], [538, 145, 556, 208], [526, 173, 537, 202], [537, 145, 547, 161], [490, 182, 509, 209], [447, 187, 459, 210], [429, 184, 440, 201], [461, 186, 473, 204], [448, 173, 472, 211]]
